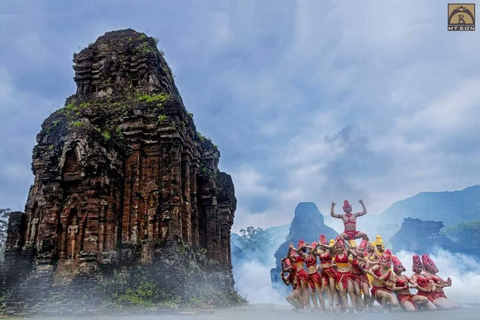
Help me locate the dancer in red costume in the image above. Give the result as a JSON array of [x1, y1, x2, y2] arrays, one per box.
[[281, 248, 303, 308], [290, 240, 311, 311], [391, 256, 436, 311], [368, 250, 399, 313], [333, 238, 358, 313], [316, 235, 338, 313], [349, 239, 372, 311], [411, 255, 438, 307], [331, 200, 369, 240], [306, 242, 324, 312], [369, 235, 385, 263], [422, 254, 459, 309]]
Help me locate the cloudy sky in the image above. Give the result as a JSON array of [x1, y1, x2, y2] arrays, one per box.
[[1, 0, 479, 231]]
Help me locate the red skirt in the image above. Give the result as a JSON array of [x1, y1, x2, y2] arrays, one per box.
[[321, 267, 337, 285], [296, 269, 309, 284], [336, 271, 354, 290], [344, 230, 360, 240], [371, 286, 392, 305], [432, 291, 447, 299], [397, 293, 418, 310], [352, 273, 369, 287], [417, 291, 435, 303], [309, 272, 322, 290]]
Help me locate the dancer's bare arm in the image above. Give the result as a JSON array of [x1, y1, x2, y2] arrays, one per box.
[[436, 275, 450, 287], [310, 245, 321, 256], [330, 202, 341, 218], [367, 265, 380, 278], [290, 244, 308, 258], [319, 238, 338, 250], [348, 248, 358, 256], [446, 277, 452, 287], [411, 275, 430, 292], [355, 199, 367, 217]]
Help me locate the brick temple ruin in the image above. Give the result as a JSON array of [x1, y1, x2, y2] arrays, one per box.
[[0, 29, 240, 315]]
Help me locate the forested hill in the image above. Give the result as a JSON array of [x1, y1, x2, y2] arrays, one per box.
[[380, 185, 480, 226]]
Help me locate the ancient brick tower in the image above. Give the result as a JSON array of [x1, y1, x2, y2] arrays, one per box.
[[1, 29, 238, 313]]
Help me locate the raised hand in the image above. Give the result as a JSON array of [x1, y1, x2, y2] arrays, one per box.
[[359, 199, 364, 204], [331, 201, 336, 207]]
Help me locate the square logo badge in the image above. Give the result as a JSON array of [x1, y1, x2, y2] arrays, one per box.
[[448, 3, 475, 31]]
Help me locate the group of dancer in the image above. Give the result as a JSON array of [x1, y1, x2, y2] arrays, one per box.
[[280, 200, 459, 313]]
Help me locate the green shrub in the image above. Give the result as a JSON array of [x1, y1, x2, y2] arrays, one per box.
[[64, 103, 80, 118], [65, 103, 77, 112], [197, 132, 205, 144], [136, 92, 169, 103], [441, 220, 480, 248], [137, 41, 155, 54], [115, 126, 123, 137], [118, 282, 157, 307], [102, 131, 111, 141]]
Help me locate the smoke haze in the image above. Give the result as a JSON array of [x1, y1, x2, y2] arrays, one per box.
[[234, 261, 286, 305], [233, 249, 480, 305], [395, 250, 480, 304]]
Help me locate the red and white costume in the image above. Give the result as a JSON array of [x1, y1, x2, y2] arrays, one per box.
[[422, 254, 448, 300], [343, 212, 360, 240], [295, 240, 309, 285], [392, 255, 418, 310], [412, 255, 435, 302], [395, 275, 417, 310], [334, 240, 354, 289], [306, 257, 322, 290], [371, 268, 393, 304], [351, 256, 369, 287], [318, 235, 337, 285], [371, 249, 393, 305]]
